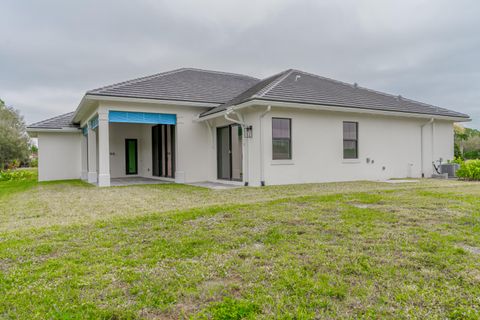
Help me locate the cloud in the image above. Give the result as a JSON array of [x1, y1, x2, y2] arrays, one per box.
[[0, 0, 479, 127]]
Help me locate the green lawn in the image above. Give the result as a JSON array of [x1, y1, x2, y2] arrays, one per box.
[[0, 170, 479, 319]]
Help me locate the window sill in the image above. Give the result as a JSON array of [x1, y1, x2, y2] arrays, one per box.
[[342, 159, 361, 164], [271, 160, 295, 165]]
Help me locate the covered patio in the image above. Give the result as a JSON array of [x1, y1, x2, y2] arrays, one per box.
[[81, 110, 177, 187]]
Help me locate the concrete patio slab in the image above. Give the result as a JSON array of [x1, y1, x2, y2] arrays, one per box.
[[109, 177, 170, 186], [188, 181, 243, 190], [382, 179, 420, 184]]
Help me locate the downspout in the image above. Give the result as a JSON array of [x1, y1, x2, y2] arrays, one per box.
[[205, 120, 214, 149], [224, 110, 244, 126], [225, 110, 249, 186], [420, 118, 434, 178], [259, 105, 271, 186], [431, 119, 435, 163]]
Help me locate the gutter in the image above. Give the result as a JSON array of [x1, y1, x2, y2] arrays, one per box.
[[259, 105, 271, 186], [420, 118, 434, 178], [204, 120, 215, 149], [26, 127, 81, 133], [197, 99, 470, 123], [224, 109, 244, 126], [25, 127, 81, 138]]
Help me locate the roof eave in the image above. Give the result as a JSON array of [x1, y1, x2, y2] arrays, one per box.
[[72, 93, 221, 123], [197, 99, 470, 122], [86, 93, 220, 107], [26, 127, 81, 137], [72, 95, 91, 123]]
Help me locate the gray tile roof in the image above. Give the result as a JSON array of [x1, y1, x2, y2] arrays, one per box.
[[27, 112, 79, 130], [200, 69, 470, 119], [200, 70, 292, 116], [29, 68, 469, 130], [87, 68, 260, 104]]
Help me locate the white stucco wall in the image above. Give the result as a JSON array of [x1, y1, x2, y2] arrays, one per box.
[[433, 121, 454, 165], [37, 132, 82, 181], [37, 100, 456, 186], [108, 123, 153, 178], [239, 107, 455, 186]]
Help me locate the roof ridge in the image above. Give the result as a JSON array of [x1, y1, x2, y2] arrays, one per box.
[[346, 81, 460, 115], [291, 69, 462, 114], [254, 69, 294, 98], [291, 69, 359, 89], [182, 67, 259, 81], [87, 68, 187, 94]]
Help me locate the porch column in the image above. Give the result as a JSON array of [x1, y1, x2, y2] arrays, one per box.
[[87, 124, 97, 183], [97, 111, 110, 187]]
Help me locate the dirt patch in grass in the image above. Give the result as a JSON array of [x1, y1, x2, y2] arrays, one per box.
[[458, 244, 480, 255]]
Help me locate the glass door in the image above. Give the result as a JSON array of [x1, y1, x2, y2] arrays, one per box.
[[217, 126, 231, 180], [217, 125, 242, 181], [231, 125, 243, 181], [125, 139, 138, 175], [152, 124, 175, 178]]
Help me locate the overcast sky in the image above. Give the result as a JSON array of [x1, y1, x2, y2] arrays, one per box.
[[1, 0, 479, 128]]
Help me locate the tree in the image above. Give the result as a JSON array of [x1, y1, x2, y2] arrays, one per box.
[[455, 124, 480, 159], [0, 99, 31, 169], [454, 124, 468, 158]]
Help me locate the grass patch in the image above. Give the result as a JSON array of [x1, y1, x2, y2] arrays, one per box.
[[1, 172, 480, 318], [0, 168, 38, 197]]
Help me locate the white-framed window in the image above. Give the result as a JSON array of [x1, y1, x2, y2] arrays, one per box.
[[272, 118, 292, 160], [343, 121, 358, 159]]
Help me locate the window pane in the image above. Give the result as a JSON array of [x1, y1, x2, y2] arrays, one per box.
[[272, 118, 290, 139], [273, 139, 291, 159], [343, 140, 357, 159], [343, 122, 357, 140], [231, 125, 243, 180]]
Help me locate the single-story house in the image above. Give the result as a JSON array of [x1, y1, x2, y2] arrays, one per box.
[[27, 68, 470, 187]]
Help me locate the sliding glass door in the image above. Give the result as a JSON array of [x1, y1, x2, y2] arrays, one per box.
[[217, 124, 242, 181], [152, 124, 175, 178]]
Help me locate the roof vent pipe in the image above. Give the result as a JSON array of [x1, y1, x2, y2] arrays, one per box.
[[295, 75, 301, 82], [353, 82, 358, 88]]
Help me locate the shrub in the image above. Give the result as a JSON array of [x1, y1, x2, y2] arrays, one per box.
[[463, 150, 480, 160], [450, 157, 464, 165], [6, 159, 20, 170], [0, 169, 36, 181], [456, 160, 480, 181], [30, 158, 38, 168]]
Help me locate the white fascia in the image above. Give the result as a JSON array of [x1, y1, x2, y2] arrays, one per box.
[[196, 99, 471, 123], [26, 127, 81, 137], [85, 94, 220, 108], [73, 94, 220, 124]]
